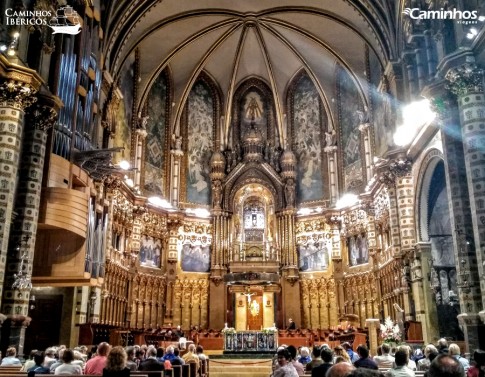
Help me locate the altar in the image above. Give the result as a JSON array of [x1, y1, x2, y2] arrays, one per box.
[[224, 331, 278, 352]]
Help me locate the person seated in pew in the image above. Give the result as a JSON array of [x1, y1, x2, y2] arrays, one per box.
[[354, 345, 378, 370], [374, 344, 395, 369], [85, 342, 111, 375], [171, 348, 185, 366], [21, 349, 38, 372], [125, 346, 138, 372], [311, 347, 334, 377], [182, 344, 200, 372], [139, 346, 164, 371], [0, 347, 21, 366], [54, 349, 83, 375], [103, 346, 130, 377], [196, 345, 208, 361], [384, 350, 414, 377], [27, 352, 50, 375]]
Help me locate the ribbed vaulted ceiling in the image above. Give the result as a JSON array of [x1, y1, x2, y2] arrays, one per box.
[[104, 0, 396, 131]]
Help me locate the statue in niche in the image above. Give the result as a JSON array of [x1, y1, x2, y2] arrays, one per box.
[[172, 134, 182, 151], [285, 178, 296, 208], [137, 112, 149, 130], [324, 129, 337, 149], [271, 146, 282, 172], [224, 149, 233, 173], [356, 106, 370, 126], [212, 180, 222, 209], [265, 141, 273, 162]]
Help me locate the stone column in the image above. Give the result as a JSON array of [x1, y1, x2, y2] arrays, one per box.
[[134, 126, 147, 188], [324, 146, 338, 205], [365, 318, 380, 356], [0, 57, 42, 309], [429, 84, 483, 352], [2, 94, 60, 322], [358, 122, 373, 181], [170, 138, 183, 207], [446, 63, 485, 314], [411, 243, 439, 343]]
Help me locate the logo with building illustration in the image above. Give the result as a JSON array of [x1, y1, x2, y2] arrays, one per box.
[[48, 6, 81, 35]]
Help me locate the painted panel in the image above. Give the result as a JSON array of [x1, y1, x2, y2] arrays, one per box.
[[298, 240, 330, 272], [114, 54, 134, 159], [292, 75, 324, 202], [368, 50, 391, 156], [347, 233, 369, 266], [186, 81, 213, 205], [144, 71, 168, 195], [181, 243, 211, 272], [339, 68, 363, 191], [140, 234, 162, 268]]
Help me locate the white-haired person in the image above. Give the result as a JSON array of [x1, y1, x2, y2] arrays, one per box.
[[449, 343, 470, 372], [298, 347, 312, 367], [418, 344, 439, 371]]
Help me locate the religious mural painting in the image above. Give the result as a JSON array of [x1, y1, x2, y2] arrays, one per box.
[[298, 240, 330, 272], [338, 66, 364, 191], [140, 234, 162, 268], [368, 49, 391, 157], [114, 53, 134, 159], [347, 233, 369, 266], [296, 220, 331, 272], [144, 70, 168, 194], [292, 74, 325, 202], [186, 80, 214, 205], [181, 244, 211, 272]]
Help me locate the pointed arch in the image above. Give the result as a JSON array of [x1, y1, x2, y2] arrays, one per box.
[[231, 77, 279, 151]]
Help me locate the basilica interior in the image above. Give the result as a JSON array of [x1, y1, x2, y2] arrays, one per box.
[[0, 0, 485, 357]]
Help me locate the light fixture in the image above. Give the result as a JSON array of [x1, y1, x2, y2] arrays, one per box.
[[118, 160, 131, 170], [335, 193, 359, 209], [0, 45, 7, 52]]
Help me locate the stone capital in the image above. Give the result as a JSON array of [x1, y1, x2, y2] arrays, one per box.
[[0, 55, 43, 109], [26, 93, 62, 132], [445, 63, 484, 96]]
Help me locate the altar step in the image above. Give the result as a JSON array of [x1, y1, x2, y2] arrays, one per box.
[[209, 358, 272, 377]]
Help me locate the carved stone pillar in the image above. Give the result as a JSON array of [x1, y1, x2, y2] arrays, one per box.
[[134, 126, 147, 188], [324, 146, 338, 205], [411, 243, 439, 343], [378, 157, 412, 258], [429, 82, 483, 352], [359, 122, 373, 181], [170, 138, 184, 207], [446, 63, 485, 316], [0, 57, 42, 309], [3, 94, 60, 321]]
